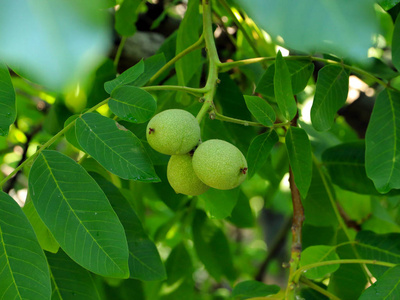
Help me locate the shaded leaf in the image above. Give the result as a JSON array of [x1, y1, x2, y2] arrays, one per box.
[[47, 249, 101, 300], [115, 0, 142, 37], [64, 115, 84, 151], [227, 191, 255, 228], [0, 191, 51, 300], [247, 130, 279, 178], [322, 141, 386, 195], [274, 51, 297, 120], [92, 173, 166, 281], [359, 265, 400, 299], [244, 95, 276, 126], [23, 199, 59, 253], [286, 127, 312, 198], [393, 14, 400, 71], [104, 60, 144, 94], [160, 243, 194, 300], [311, 65, 349, 131], [192, 210, 236, 281], [300, 246, 340, 279], [0, 63, 16, 136], [232, 280, 280, 299], [328, 230, 367, 300], [28, 150, 129, 278], [366, 89, 400, 193], [109, 86, 156, 123], [130, 53, 166, 87], [303, 162, 338, 227], [76, 113, 159, 182], [356, 230, 400, 278], [198, 187, 240, 219]]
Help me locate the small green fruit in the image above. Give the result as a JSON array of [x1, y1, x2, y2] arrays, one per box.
[[167, 154, 209, 196], [146, 109, 201, 155], [192, 139, 248, 190]]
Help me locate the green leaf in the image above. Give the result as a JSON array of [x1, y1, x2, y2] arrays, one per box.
[[198, 187, 240, 219], [104, 60, 144, 94], [47, 249, 101, 300], [359, 265, 400, 299], [175, 0, 202, 87], [236, 0, 379, 61], [247, 130, 279, 178], [322, 141, 386, 195], [109, 86, 156, 123], [285, 127, 312, 198], [311, 65, 349, 131], [23, 199, 59, 253], [0, 63, 16, 136], [300, 246, 340, 279], [232, 280, 280, 299], [393, 14, 400, 71], [64, 115, 84, 151], [192, 210, 236, 281], [76, 113, 159, 182], [103, 279, 145, 300], [130, 53, 166, 87], [160, 243, 195, 300], [115, 0, 142, 37], [256, 60, 314, 98], [379, 0, 400, 10], [244, 95, 276, 126], [303, 162, 338, 227], [87, 59, 116, 108], [366, 89, 400, 193], [91, 173, 166, 281], [274, 51, 297, 120], [328, 232, 367, 300], [120, 121, 169, 165], [28, 150, 130, 278], [227, 191, 255, 228], [0, 191, 51, 300], [356, 231, 400, 278], [0, 1, 110, 90]]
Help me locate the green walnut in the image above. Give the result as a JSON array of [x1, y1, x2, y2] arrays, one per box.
[[146, 109, 201, 155], [167, 154, 209, 196], [192, 139, 248, 190]]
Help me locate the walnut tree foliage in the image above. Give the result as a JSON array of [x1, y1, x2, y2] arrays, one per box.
[[1, 0, 400, 299]]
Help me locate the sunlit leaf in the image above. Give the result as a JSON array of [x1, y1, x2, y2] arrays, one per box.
[[0, 63, 16, 136], [300, 245, 340, 279], [76, 113, 160, 182], [109, 86, 157, 123], [28, 150, 130, 278], [244, 95, 276, 126], [0, 191, 51, 300], [232, 280, 280, 299], [365, 89, 400, 193], [274, 51, 296, 120], [311, 65, 349, 131]]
